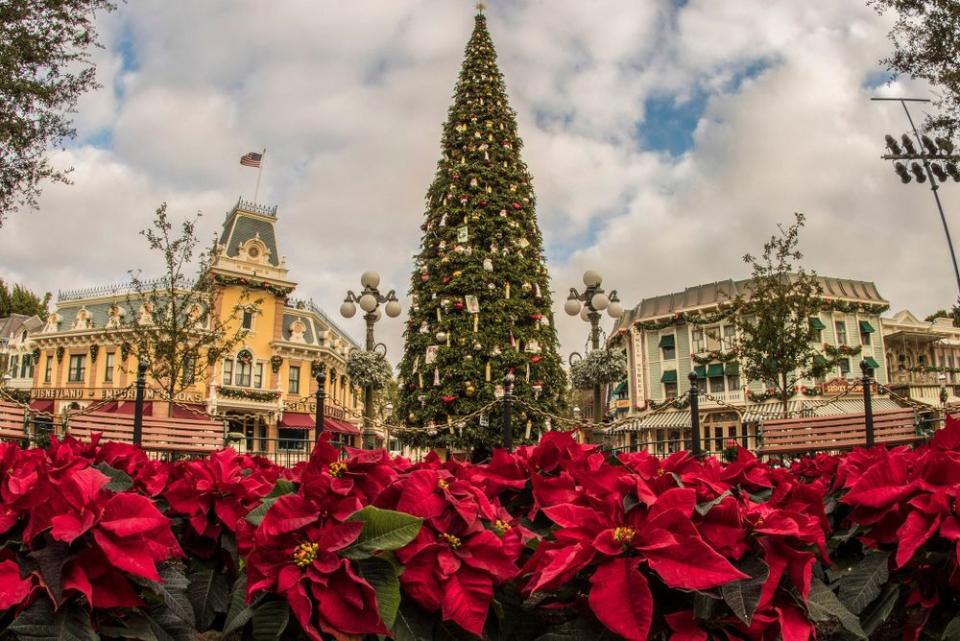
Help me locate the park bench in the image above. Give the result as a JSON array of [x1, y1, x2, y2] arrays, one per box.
[[66, 411, 225, 455], [0, 401, 27, 442], [759, 407, 919, 456]]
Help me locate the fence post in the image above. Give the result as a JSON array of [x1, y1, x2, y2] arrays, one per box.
[[688, 372, 702, 457], [132, 361, 148, 446], [315, 369, 327, 444], [861, 360, 875, 448], [503, 370, 514, 451]]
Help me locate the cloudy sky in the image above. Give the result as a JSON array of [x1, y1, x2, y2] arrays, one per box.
[[0, 0, 955, 361]]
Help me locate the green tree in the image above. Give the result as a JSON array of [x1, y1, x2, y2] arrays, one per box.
[[870, 0, 960, 135], [396, 10, 567, 452], [925, 307, 960, 327], [117, 203, 254, 404], [0, 0, 116, 223], [734, 213, 832, 418], [0, 280, 50, 319]]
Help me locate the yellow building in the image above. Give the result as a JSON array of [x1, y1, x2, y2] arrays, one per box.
[[29, 198, 364, 451]]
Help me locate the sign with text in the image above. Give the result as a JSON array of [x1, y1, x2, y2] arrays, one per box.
[[31, 387, 205, 403]]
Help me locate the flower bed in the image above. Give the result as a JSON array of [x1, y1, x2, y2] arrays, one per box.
[[1, 422, 960, 640]]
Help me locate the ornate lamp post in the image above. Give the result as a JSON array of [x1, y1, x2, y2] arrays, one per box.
[[564, 270, 624, 423], [339, 271, 401, 449]]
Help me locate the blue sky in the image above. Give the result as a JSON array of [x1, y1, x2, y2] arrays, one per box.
[[0, 0, 955, 359]]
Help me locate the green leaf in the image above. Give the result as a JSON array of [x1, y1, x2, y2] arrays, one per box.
[[188, 567, 230, 630], [99, 614, 160, 641], [245, 496, 279, 527], [838, 551, 890, 615], [266, 478, 296, 498], [251, 601, 290, 641], [343, 506, 423, 560], [138, 564, 195, 628], [223, 575, 262, 636], [533, 618, 618, 641], [696, 490, 732, 516], [721, 556, 769, 625], [943, 617, 960, 641], [9, 600, 99, 641], [94, 462, 134, 492], [27, 541, 70, 606], [357, 556, 402, 630], [391, 603, 435, 641], [806, 576, 866, 639], [861, 584, 899, 638], [692, 591, 720, 621], [140, 603, 195, 641]]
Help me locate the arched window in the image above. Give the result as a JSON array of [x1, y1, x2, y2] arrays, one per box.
[[222, 349, 263, 388]]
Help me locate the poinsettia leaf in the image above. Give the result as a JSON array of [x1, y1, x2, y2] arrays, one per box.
[[9, 599, 98, 641], [27, 540, 70, 606], [391, 602, 435, 641], [245, 497, 278, 527], [188, 567, 230, 630], [805, 576, 866, 639], [265, 479, 296, 499], [721, 556, 769, 625], [357, 556, 402, 630], [138, 564, 195, 628], [251, 600, 290, 641], [838, 551, 890, 615], [140, 603, 195, 641], [99, 614, 159, 641], [693, 592, 720, 621], [94, 462, 134, 492], [696, 491, 732, 516], [942, 615, 960, 641], [343, 506, 423, 559], [860, 584, 899, 638], [533, 618, 618, 641], [223, 575, 264, 636]]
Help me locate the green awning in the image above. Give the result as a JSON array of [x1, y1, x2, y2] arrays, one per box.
[[693, 365, 706, 378], [809, 317, 826, 331], [706, 363, 725, 377], [859, 321, 875, 334], [661, 370, 678, 383], [658, 334, 676, 349], [864, 356, 880, 370], [613, 381, 627, 394], [725, 361, 740, 375]]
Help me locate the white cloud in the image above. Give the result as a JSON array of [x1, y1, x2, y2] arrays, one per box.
[[1, 0, 956, 366]]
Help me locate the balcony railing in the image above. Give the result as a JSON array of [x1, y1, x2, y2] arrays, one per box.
[[890, 371, 953, 386], [698, 390, 743, 404]]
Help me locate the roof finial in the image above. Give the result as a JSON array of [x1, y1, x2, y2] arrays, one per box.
[[476, 1, 486, 14]]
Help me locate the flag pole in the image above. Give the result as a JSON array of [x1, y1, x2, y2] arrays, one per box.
[[253, 148, 266, 203]]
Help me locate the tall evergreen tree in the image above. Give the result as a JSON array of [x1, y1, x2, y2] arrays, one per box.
[[397, 9, 566, 451]]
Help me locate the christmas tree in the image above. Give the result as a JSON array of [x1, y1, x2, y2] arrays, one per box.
[[396, 8, 567, 451]]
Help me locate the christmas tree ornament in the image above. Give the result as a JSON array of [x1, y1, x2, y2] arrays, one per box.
[[485, 360, 491, 381], [464, 381, 476, 397], [532, 381, 543, 398], [436, 330, 447, 342], [505, 282, 510, 298], [525, 420, 532, 440], [433, 368, 440, 386], [473, 340, 482, 351], [483, 257, 494, 272]]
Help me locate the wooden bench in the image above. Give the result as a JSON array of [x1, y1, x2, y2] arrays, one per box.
[[0, 401, 27, 442], [759, 408, 920, 456], [66, 412, 225, 454]]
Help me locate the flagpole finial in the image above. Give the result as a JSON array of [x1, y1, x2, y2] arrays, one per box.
[[476, 1, 486, 14]]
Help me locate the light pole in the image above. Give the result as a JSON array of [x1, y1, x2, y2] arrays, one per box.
[[564, 270, 624, 425], [340, 271, 401, 449], [873, 97, 960, 297], [384, 402, 394, 453]]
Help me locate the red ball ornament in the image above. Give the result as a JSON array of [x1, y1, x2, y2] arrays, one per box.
[[479, 200, 487, 206], [443, 276, 451, 284], [453, 301, 465, 311], [421, 273, 430, 282], [441, 395, 457, 404], [530, 313, 543, 321], [512, 202, 521, 210], [530, 354, 542, 364]]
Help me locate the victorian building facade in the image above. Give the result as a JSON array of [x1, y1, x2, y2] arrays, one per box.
[[0, 314, 43, 397], [28, 198, 365, 451], [881, 310, 960, 408], [607, 276, 896, 455]]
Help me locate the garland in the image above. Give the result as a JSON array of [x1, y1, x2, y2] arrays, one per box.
[[691, 349, 739, 365], [925, 366, 960, 374], [89, 344, 99, 363], [237, 349, 254, 366], [213, 274, 294, 299], [218, 386, 281, 402], [56, 346, 65, 362], [31, 348, 40, 363], [822, 300, 889, 315], [633, 300, 888, 331], [311, 360, 326, 379], [647, 396, 690, 411], [120, 342, 131, 362], [270, 355, 283, 374], [823, 344, 862, 359]]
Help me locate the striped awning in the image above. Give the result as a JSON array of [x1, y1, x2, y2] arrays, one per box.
[[742, 401, 812, 422], [616, 409, 692, 431], [811, 398, 904, 416]]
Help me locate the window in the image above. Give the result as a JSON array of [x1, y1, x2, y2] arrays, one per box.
[[288, 365, 301, 395], [722, 325, 736, 350], [253, 362, 263, 389], [236, 361, 252, 387], [726, 373, 741, 391], [664, 381, 678, 398], [709, 375, 725, 394], [44, 356, 52, 383], [242, 310, 253, 331], [705, 327, 721, 351], [835, 320, 847, 346], [181, 355, 196, 385], [278, 428, 307, 451], [691, 329, 705, 353], [839, 358, 851, 377], [861, 330, 871, 346], [68, 355, 86, 383], [104, 352, 115, 383], [809, 317, 825, 342], [222, 359, 234, 386], [9, 355, 18, 378], [20, 355, 32, 379], [660, 334, 676, 360]]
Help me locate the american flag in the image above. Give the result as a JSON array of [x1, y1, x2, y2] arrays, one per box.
[[240, 151, 263, 168]]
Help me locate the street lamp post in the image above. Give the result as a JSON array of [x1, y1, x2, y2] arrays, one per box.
[[873, 97, 960, 297], [340, 271, 401, 449], [564, 270, 624, 425]]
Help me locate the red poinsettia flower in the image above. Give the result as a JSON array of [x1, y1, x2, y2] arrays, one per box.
[[0, 559, 37, 612], [246, 493, 387, 640]]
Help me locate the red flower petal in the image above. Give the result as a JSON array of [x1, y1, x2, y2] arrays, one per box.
[[588, 557, 653, 641], [0, 560, 33, 610], [441, 567, 494, 637], [896, 510, 941, 568]]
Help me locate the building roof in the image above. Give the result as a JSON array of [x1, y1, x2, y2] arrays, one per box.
[[219, 198, 281, 267], [0, 314, 42, 341], [619, 275, 887, 328]]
